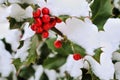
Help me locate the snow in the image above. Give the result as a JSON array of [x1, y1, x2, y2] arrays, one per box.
[[38, 0, 91, 17], [0, 41, 13, 77]]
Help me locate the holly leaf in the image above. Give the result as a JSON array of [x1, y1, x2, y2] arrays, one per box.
[[93, 48, 103, 63], [116, 49, 120, 53], [9, 18, 23, 29], [24, 34, 40, 65], [45, 38, 73, 56], [87, 68, 99, 80], [40, 72, 49, 80], [36, 43, 51, 65], [116, 45, 120, 53], [13, 35, 41, 71], [8, 17, 34, 29], [72, 43, 86, 57], [12, 58, 23, 71], [91, 0, 113, 30], [43, 55, 66, 69], [59, 15, 70, 22], [19, 3, 29, 9], [18, 65, 35, 80]]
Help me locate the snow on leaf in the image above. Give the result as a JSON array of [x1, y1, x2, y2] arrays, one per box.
[[8, 0, 39, 4], [44, 69, 57, 80], [0, 40, 13, 77], [21, 22, 35, 40], [84, 18, 120, 79], [112, 52, 120, 61], [60, 55, 83, 79], [14, 39, 31, 62], [0, 5, 11, 23], [9, 4, 33, 22], [5, 29, 21, 51], [114, 62, 120, 79], [85, 54, 114, 80], [0, 22, 10, 39], [55, 17, 100, 56], [38, 0, 91, 17], [114, 0, 120, 11], [0, 0, 4, 3]]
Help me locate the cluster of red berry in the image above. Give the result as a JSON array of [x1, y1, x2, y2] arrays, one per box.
[[31, 7, 62, 38], [31, 7, 82, 61]]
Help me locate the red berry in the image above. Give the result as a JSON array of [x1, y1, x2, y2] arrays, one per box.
[[54, 40, 62, 48], [49, 18, 56, 28], [42, 7, 50, 15], [36, 27, 43, 33], [43, 23, 51, 31], [42, 15, 50, 23], [73, 53, 82, 61], [55, 17, 62, 23], [35, 18, 42, 26], [42, 31, 49, 38], [31, 23, 38, 31], [33, 8, 41, 18]]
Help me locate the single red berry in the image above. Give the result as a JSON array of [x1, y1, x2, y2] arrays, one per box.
[[42, 15, 50, 23], [49, 18, 56, 28], [35, 27, 43, 33], [73, 53, 82, 61], [35, 18, 42, 26], [33, 8, 41, 18], [31, 23, 38, 31], [54, 40, 62, 48], [42, 31, 49, 38], [43, 23, 51, 31], [42, 7, 50, 15], [55, 17, 62, 23]]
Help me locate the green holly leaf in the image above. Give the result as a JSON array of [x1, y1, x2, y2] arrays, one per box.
[[18, 65, 35, 80], [36, 43, 51, 65], [2, 38, 12, 53], [12, 58, 23, 71], [116, 45, 120, 53], [8, 17, 34, 29], [87, 68, 100, 80], [59, 15, 70, 22], [71, 43, 86, 57], [45, 38, 73, 56], [91, 0, 113, 30], [8, 18, 23, 29], [116, 49, 120, 53], [93, 48, 103, 63], [40, 72, 49, 80], [25, 35, 40, 65], [19, 3, 30, 9], [43, 55, 66, 69], [13, 35, 41, 71], [6, 72, 14, 80]]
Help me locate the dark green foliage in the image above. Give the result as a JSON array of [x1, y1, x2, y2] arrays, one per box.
[[91, 0, 113, 30]]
